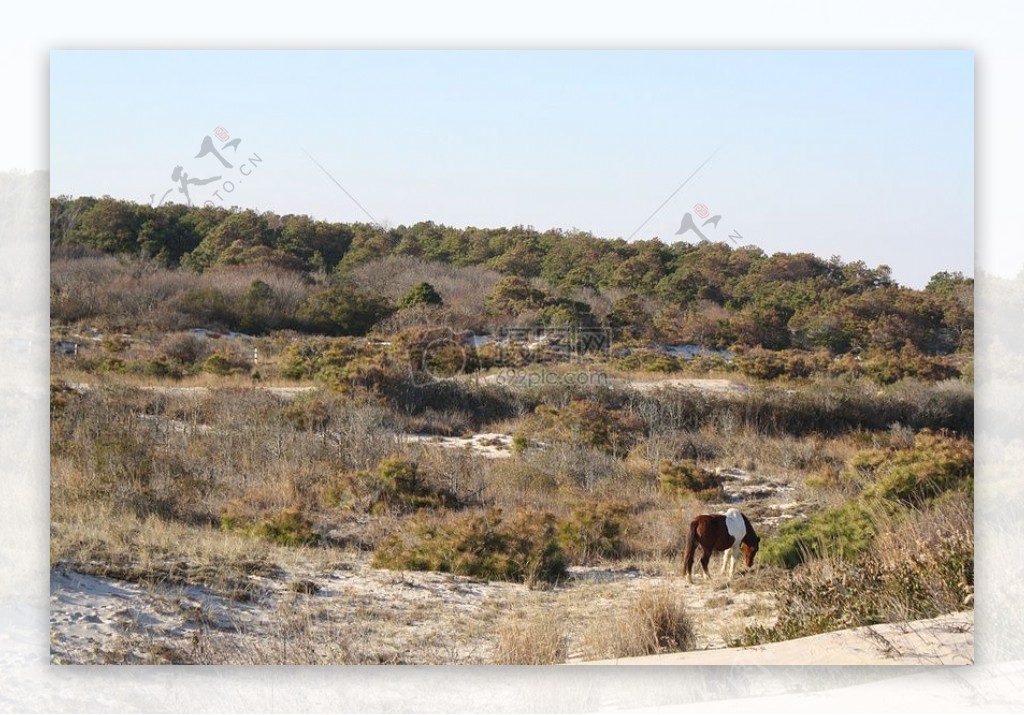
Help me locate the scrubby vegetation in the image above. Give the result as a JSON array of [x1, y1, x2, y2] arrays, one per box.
[[583, 588, 697, 659], [372, 509, 568, 586], [52, 197, 972, 361], [742, 495, 973, 644], [49, 195, 973, 664]]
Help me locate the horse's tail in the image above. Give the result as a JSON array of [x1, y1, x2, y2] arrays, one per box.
[[682, 517, 699, 581]]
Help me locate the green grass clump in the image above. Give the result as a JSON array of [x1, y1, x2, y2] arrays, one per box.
[[658, 460, 720, 501], [557, 501, 630, 563], [760, 502, 879, 569], [221, 506, 320, 547], [373, 508, 568, 586]]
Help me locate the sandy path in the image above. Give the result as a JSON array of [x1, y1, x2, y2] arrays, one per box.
[[67, 383, 317, 399], [50, 560, 970, 665], [49, 558, 779, 665]]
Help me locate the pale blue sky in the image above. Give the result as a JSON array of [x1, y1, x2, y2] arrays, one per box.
[[50, 50, 973, 288]]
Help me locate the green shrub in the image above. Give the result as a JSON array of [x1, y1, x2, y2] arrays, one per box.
[[141, 357, 184, 379], [330, 457, 460, 514], [733, 348, 831, 381], [202, 349, 251, 376], [860, 430, 973, 507], [92, 356, 128, 373], [160, 333, 210, 366], [179, 287, 236, 328], [759, 502, 878, 569], [372, 508, 568, 586], [295, 284, 394, 336], [399, 282, 443, 309], [741, 526, 973, 645], [279, 338, 363, 380], [533, 399, 646, 456], [765, 429, 973, 570], [221, 505, 320, 547], [251, 508, 320, 547], [616, 351, 681, 373], [396, 327, 478, 380], [658, 460, 720, 501], [557, 501, 630, 563]]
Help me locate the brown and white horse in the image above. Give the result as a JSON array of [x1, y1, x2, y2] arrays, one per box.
[[682, 508, 760, 583]]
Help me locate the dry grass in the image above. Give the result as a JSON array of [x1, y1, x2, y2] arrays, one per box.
[[50, 351, 971, 664], [582, 586, 696, 659], [493, 609, 568, 664]]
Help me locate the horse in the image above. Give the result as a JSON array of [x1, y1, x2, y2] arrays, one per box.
[[682, 508, 760, 583]]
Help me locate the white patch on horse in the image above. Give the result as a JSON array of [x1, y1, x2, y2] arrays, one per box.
[[724, 508, 747, 543], [721, 508, 747, 577]]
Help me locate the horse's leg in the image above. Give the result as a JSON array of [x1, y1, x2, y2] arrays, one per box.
[[719, 550, 730, 576], [727, 545, 739, 578], [700, 548, 712, 580], [683, 520, 699, 584]]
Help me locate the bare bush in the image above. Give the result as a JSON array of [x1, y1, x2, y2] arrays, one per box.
[[51, 255, 316, 332], [527, 442, 625, 492], [349, 256, 503, 332]]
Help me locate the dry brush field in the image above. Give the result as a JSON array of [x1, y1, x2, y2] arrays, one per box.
[[49, 327, 974, 665]]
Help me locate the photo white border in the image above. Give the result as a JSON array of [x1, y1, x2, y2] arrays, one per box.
[[3, 2, 1017, 712]]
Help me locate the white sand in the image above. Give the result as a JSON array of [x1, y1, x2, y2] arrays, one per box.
[[580, 611, 973, 666], [400, 432, 516, 458], [624, 378, 751, 394]]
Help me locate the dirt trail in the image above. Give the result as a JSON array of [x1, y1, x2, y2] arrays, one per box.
[[67, 383, 317, 399]]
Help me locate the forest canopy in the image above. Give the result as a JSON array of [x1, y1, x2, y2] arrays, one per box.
[[50, 196, 973, 358]]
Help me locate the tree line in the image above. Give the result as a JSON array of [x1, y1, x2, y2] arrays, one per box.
[[50, 195, 973, 355]]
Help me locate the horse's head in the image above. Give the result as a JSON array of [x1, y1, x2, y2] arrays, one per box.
[[741, 533, 760, 568]]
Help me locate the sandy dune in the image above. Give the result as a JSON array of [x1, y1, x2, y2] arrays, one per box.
[[50, 557, 970, 666], [580, 611, 973, 666]]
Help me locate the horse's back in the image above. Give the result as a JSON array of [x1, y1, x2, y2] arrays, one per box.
[[724, 508, 747, 544], [691, 513, 735, 551]]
